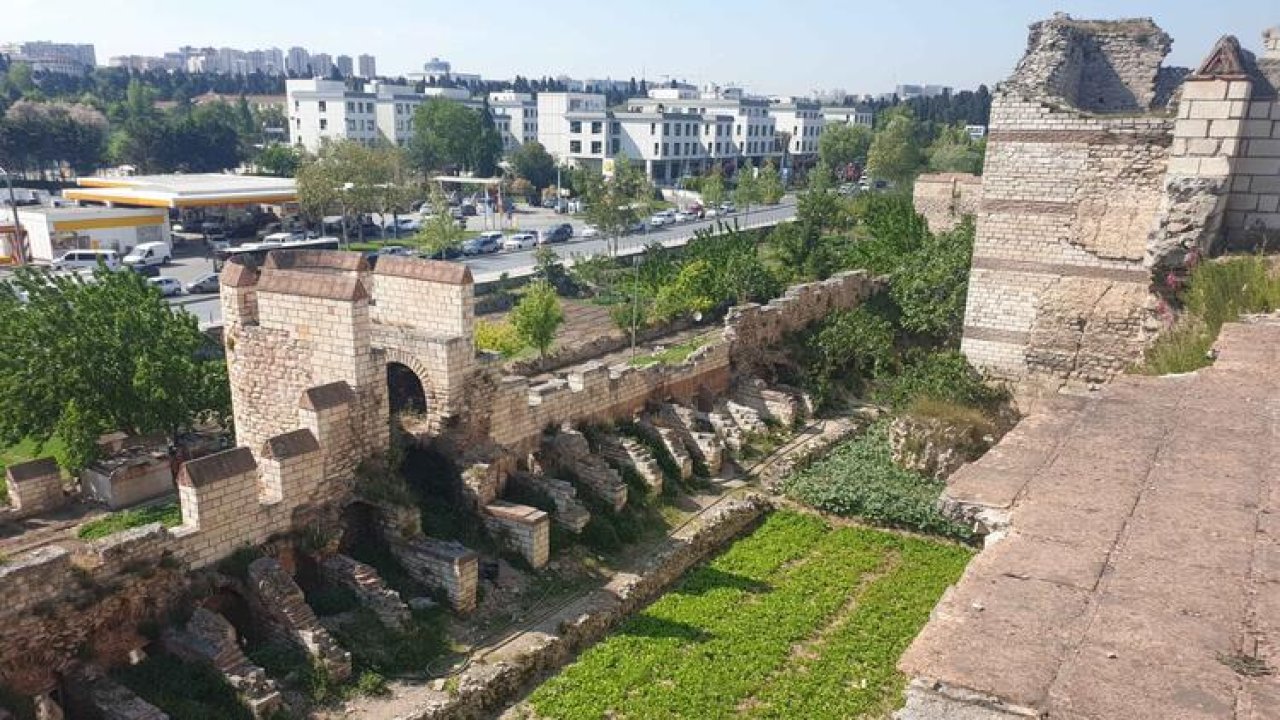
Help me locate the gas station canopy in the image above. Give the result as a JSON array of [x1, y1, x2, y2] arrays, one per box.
[[63, 174, 297, 209]]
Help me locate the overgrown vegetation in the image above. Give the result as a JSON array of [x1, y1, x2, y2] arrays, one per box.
[[627, 337, 709, 367], [528, 511, 971, 718], [782, 423, 974, 540], [76, 501, 182, 540], [115, 654, 253, 720], [1140, 256, 1280, 375]]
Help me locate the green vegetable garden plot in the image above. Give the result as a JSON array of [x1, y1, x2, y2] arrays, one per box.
[[527, 511, 971, 720]]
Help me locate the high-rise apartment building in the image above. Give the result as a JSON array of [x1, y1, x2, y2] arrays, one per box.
[[357, 54, 376, 79]]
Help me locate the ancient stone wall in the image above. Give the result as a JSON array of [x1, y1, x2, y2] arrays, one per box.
[[964, 19, 1280, 390], [912, 173, 983, 233]]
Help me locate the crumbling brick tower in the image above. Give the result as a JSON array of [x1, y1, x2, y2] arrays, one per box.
[[962, 16, 1280, 392], [221, 251, 476, 469]]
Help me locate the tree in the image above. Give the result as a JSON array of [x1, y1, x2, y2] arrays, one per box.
[[510, 140, 556, 190], [757, 160, 784, 205], [866, 113, 922, 184], [510, 281, 564, 360], [700, 167, 725, 207], [0, 268, 229, 472], [412, 184, 466, 257], [927, 126, 986, 175], [651, 259, 718, 323], [408, 98, 500, 175], [733, 164, 760, 213], [580, 153, 654, 256], [818, 123, 872, 170], [296, 140, 390, 241], [255, 143, 302, 177]]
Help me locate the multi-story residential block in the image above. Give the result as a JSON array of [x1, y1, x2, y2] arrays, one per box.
[[535, 92, 610, 171], [286, 47, 310, 76], [820, 106, 874, 127], [0, 41, 96, 74], [287, 79, 478, 152], [769, 96, 824, 158], [489, 92, 538, 153], [310, 53, 334, 78], [336, 55, 354, 78], [357, 54, 376, 79]]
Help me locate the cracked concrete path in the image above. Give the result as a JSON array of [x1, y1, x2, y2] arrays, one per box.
[[898, 317, 1280, 720]]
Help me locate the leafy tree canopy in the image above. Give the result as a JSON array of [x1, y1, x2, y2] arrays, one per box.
[[510, 281, 565, 359], [0, 268, 229, 471]]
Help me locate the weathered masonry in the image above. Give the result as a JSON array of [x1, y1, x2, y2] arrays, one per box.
[[960, 15, 1280, 390]]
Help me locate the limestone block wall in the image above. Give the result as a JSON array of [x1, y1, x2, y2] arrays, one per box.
[[482, 501, 551, 569], [913, 173, 983, 233], [3, 458, 65, 519], [0, 526, 187, 695], [1226, 95, 1280, 242]]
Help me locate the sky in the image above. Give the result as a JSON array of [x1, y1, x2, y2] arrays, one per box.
[[5, 0, 1277, 96]]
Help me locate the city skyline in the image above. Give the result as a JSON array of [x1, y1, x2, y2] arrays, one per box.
[[4, 0, 1277, 96]]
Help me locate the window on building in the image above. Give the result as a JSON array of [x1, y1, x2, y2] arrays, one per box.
[[654, 143, 660, 155], [664, 123, 670, 135], [662, 142, 668, 155], [570, 120, 582, 133], [736, 125, 742, 136], [570, 140, 582, 153], [651, 122, 657, 134], [675, 123, 681, 136], [591, 121, 602, 134], [347, 101, 354, 112], [318, 101, 327, 112], [320, 118, 328, 130], [293, 100, 299, 111], [611, 122, 620, 133], [591, 141, 602, 154], [612, 138, 620, 154]]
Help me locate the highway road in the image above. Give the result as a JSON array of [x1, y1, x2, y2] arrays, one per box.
[[169, 200, 798, 327]]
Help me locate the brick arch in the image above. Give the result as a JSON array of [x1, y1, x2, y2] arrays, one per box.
[[382, 348, 439, 421]]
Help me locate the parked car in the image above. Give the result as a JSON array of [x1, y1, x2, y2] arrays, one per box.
[[673, 211, 696, 223], [384, 217, 422, 234], [459, 203, 477, 217], [581, 224, 600, 238], [463, 232, 503, 255], [122, 241, 172, 268], [421, 245, 463, 261], [186, 273, 221, 294], [502, 232, 537, 251], [625, 220, 648, 234], [50, 249, 121, 272], [648, 213, 671, 228], [687, 202, 705, 217], [378, 245, 414, 256], [703, 207, 721, 219], [540, 223, 573, 244], [719, 202, 737, 214], [129, 263, 161, 278], [148, 276, 183, 297]]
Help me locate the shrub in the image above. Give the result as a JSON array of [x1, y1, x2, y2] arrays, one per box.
[[474, 320, 526, 359], [1141, 257, 1280, 374], [797, 306, 896, 407], [115, 655, 252, 720], [77, 502, 182, 540], [782, 422, 972, 540], [877, 350, 1007, 412]]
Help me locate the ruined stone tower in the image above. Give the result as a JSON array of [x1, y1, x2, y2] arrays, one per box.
[[961, 15, 1280, 390]]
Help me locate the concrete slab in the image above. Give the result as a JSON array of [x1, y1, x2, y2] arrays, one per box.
[[898, 317, 1280, 719]]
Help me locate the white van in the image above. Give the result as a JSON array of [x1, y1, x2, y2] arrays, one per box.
[[50, 249, 121, 272], [122, 241, 172, 268]]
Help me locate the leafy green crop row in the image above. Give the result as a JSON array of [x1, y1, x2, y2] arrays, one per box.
[[782, 423, 973, 541], [528, 511, 970, 719]]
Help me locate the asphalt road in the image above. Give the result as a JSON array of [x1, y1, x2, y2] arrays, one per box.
[[167, 199, 798, 327]]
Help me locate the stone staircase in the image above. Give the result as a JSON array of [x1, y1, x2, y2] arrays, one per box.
[[656, 403, 725, 475], [636, 419, 694, 481], [320, 554, 411, 631], [597, 434, 664, 492], [543, 429, 628, 511], [247, 557, 352, 682], [163, 608, 282, 719], [513, 474, 591, 533]]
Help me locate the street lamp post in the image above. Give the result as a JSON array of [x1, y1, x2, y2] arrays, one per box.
[[0, 166, 23, 265], [630, 254, 641, 358]]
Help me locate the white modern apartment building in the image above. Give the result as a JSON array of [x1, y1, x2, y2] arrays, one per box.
[[0, 41, 95, 74], [770, 97, 824, 158], [821, 106, 874, 127], [489, 92, 538, 153], [288, 79, 479, 152], [536, 92, 611, 171]]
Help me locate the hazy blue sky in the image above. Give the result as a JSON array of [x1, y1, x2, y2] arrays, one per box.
[[6, 1, 1277, 95]]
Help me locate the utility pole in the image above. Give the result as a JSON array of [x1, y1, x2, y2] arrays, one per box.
[[630, 254, 641, 357]]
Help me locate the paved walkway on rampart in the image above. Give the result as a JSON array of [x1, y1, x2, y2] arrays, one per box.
[[900, 318, 1280, 719]]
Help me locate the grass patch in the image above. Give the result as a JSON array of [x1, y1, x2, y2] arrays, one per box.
[[782, 423, 973, 541], [1140, 257, 1280, 375], [627, 337, 709, 367], [115, 654, 253, 720], [527, 511, 971, 719], [76, 501, 182, 540], [327, 606, 450, 677]]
